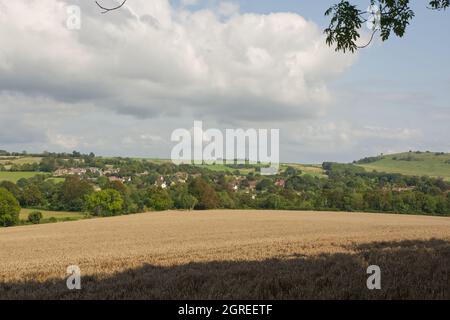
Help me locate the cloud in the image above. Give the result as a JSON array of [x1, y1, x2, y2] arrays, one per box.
[[0, 0, 354, 124], [0, 116, 46, 145], [280, 120, 423, 162], [180, 0, 200, 6], [218, 2, 240, 17], [7, 0, 436, 163]]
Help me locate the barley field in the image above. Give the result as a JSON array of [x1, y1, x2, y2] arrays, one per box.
[[1, 210, 450, 299]]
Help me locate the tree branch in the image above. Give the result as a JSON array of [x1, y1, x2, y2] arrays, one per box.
[[96, 0, 128, 14], [357, 30, 378, 49]]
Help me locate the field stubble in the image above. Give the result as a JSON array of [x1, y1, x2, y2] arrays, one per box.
[[1, 210, 450, 299]]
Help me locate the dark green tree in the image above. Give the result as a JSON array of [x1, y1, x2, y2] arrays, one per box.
[[188, 177, 219, 210], [147, 187, 173, 211], [0, 188, 21, 227], [22, 184, 46, 208], [85, 189, 124, 216], [58, 176, 94, 211], [0, 181, 23, 203], [173, 188, 198, 211], [27, 211, 43, 224]]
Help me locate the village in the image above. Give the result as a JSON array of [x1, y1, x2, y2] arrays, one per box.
[[51, 163, 288, 198]]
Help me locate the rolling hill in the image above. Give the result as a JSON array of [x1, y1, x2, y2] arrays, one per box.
[[355, 152, 450, 180]]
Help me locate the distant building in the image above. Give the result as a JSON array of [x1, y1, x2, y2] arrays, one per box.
[[175, 172, 188, 183], [274, 179, 286, 188], [247, 181, 257, 190], [154, 176, 168, 189], [54, 168, 87, 177], [109, 176, 125, 183], [103, 168, 120, 175]]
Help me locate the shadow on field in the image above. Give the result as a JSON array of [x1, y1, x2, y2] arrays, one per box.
[[1, 239, 450, 299]]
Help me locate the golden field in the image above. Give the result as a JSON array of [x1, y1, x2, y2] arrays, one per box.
[[1, 210, 450, 299]]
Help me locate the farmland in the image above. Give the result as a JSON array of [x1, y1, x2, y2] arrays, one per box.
[[281, 163, 326, 178], [0, 171, 45, 183], [1, 210, 449, 299], [134, 158, 326, 177], [0, 156, 42, 167], [356, 152, 450, 180]]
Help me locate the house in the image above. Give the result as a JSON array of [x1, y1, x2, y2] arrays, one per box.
[[73, 168, 87, 175], [227, 182, 239, 192], [175, 172, 188, 183], [87, 167, 103, 175], [391, 186, 415, 192], [109, 176, 125, 183], [274, 179, 286, 188], [154, 176, 168, 189], [103, 168, 120, 175], [247, 180, 257, 190], [53, 168, 69, 177], [175, 172, 188, 180], [137, 171, 149, 176], [53, 168, 87, 177], [227, 177, 242, 192]]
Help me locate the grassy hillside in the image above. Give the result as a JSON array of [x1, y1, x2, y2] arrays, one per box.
[[0, 171, 45, 183], [281, 163, 326, 178], [19, 209, 85, 222], [0, 156, 42, 170], [356, 152, 450, 180], [136, 157, 326, 177]]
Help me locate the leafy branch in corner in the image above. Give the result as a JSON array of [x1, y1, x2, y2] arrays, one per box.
[[94, 0, 449, 52], [325, 0, 449, 53], [95, 0, 128, 14]]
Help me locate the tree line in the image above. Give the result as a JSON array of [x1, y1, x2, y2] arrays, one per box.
[[1, 158, 450, 227]]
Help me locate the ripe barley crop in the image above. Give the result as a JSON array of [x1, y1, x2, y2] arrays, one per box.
[[1, 210, 450, 299]]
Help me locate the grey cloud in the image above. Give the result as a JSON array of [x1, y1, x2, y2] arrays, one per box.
[[0, 116, 47, 145], [4, 0, 445, 163], [0, 0, 354, 124]]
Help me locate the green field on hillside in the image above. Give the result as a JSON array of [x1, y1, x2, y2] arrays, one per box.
[[0, 171, 45, 182], [0, 156, 42, 170], [19, 209, 86, 222], [356, 152, 450, 180], [194, 163, 258, 175], [281, 163, 326, 178], [139, 158, 326, 177]]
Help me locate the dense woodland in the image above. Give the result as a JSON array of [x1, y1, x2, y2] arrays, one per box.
[[1, 151, 450, 227]]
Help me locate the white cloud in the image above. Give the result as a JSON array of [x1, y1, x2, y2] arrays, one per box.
[[9, 0, 437, 162], [0, 0, 354, 123], [218, 2, 240, 17], [285, 121, 422, 159], [181, 0, 200, 6], [47, 133, 80, 150]]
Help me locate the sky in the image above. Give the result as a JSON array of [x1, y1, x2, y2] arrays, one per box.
[[0, 0, 449, 163]]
